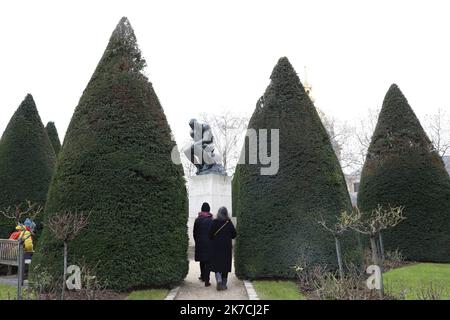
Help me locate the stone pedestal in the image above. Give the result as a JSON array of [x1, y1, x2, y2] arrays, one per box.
[[187, 174, 232, 246]]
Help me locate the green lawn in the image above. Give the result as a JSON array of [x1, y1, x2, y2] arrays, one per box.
[[126, 289, 169, 300], [0, 284, 16, 300], [252, 280, 305, 300], [384, 263, 450, 300]]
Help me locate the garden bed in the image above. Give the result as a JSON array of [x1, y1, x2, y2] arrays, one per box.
[[0, 282, 169, 300], [294, 262, 450, 300]]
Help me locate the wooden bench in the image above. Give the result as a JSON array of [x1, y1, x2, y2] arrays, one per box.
[[0, 239, 20, 266], [0, 239, 30, 300], [0, 239, 32, 266]]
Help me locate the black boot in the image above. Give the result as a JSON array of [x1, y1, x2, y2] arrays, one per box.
[[222, 278, 228, 290]]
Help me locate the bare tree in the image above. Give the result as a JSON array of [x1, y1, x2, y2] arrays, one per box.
[[425, 107, 450, 157], [46, 211, 90, 300], [199, 110, 249, 175], [341, 205, 405, 298], [316, 107, 381, 175], [179, 138, 197, 177], [352, 107, 380, 170], [317, 216, 349, 279], [0, 200, 42, 225], [316, 108, 353, 169]]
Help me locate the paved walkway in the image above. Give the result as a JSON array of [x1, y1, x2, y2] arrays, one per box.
[[0, 275, 28, 287], [2, 249, 248, 300], [0, 275, 18, 286], [175, 247, 248, 300]]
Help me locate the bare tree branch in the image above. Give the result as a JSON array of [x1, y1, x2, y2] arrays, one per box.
[[46, 211, 90, 242], [341, 205, 405, 236], [199, 110, 249, 175], [0, 201, 43, 225], [317, 217, 348, 237], [317, 107, 379, 174], [425, 107, 450, 157]]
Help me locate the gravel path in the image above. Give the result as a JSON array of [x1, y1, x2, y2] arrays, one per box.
[[175, 248, 248, 300], [0, 275, 18, 286], [0, 275, 28, 288]]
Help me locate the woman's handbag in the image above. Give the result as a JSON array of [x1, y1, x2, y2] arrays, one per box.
[[213, 220, 230, 237]]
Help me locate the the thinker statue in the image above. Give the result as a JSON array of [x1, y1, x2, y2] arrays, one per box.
[[183, 119, 226, 175]]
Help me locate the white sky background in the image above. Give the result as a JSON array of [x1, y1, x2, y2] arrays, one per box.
[[0, 0, 449, 146]]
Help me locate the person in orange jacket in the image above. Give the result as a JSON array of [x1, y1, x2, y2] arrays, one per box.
[[9, 219, 35, 254], [9, 219, 35, 277]]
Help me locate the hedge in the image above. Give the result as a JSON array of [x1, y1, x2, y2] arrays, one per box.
[[31, 17, 188, 290], [234, 57, 359, 279], [45, 121, 62, 156], [358, 84, 450, 262], [0, 94, 56, 237]]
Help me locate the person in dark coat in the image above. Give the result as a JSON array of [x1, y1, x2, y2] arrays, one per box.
[[193, 202, 214, 287], [208, 206, 237, 291]]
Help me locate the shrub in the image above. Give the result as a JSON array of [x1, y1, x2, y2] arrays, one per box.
[[358, 84, 450, 262], [45, 122, 62, 156], [234, 57, 359, 279], [0, 95, 56, 237], [31, 17, 188, 290], [384, 249, 405, 271]]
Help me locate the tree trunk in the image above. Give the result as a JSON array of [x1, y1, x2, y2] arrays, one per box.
[[62, 241, 68, 300], [335, 236, 344, 279], [370, 236, 379, 265], [223, 150, 227, 173], [370, 235, 384, 298], [378, 232, 385, 264]]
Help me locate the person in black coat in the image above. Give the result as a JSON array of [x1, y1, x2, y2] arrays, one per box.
[[208, 206, 237, 291], [193, 202, 214, 286]]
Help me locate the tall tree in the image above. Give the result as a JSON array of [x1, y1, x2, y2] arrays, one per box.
[[424, 107, 450, 157], [199, 111, 249, 175], [45, 122, 62, 156], [180, 111, 248, 177], [31, 17, 188, 290], [353, 107, 380, 170], [317, 108, 357, 173], [358, 84, 450, 262], [234, 57, 359, 279], [0, 94, 56, 237]]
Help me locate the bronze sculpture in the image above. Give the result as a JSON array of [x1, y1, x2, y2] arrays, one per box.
[[184, 119, 226, 175]]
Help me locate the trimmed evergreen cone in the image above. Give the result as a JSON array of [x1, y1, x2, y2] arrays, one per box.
[[0, 94, 56, 237], [234, 57, 359, 279], [358, 84, 450, 262], [45, 121, 62, 155], [32, 17, 188, 290]]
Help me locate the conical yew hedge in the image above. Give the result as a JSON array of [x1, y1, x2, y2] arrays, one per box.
[[0, 94, 56, 237], [45, 122, 61, 156], [358, 84, 450, 262], [32, 17, 188, 290], [234, 57, 359, 279]]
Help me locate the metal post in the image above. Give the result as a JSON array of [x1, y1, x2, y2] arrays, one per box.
[[17, 239, 24, 300], [335, 236, 343, 279], [62, 241, 68, 300]]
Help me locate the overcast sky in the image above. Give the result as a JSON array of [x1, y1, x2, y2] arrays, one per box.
[[1, 0, 449, 145]]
